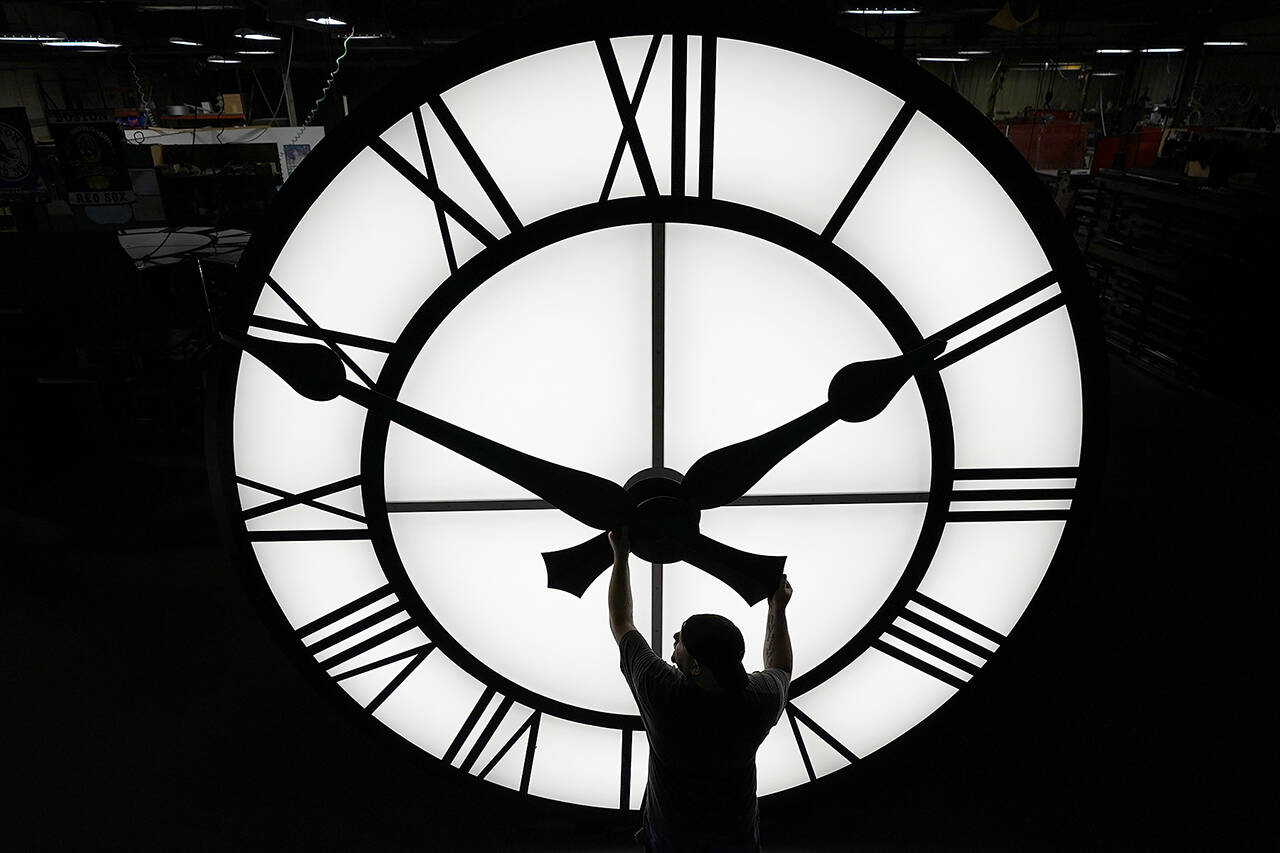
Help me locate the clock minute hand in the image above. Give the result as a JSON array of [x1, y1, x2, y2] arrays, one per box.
[[227, 333, 633, 532], [680, 339, 946, 511]]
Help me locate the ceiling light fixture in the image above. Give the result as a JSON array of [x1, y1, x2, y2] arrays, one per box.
[[207, 54, 242, 64], [1092, 72, 1121, 77], [236, 50, 275, 55], [234, 28, 281, 41], [918, 56, 968, 62], [169, 36, 203, 47], [958, 50, 992, 55], [1140, 47, 1183, 53], [843, 8, 920, 14], [43, 39, 122, 48], [1203, 41, 1247, 47], [306, 14, 348, 26], [347, 32, 389, 40], [1095, 49, 1133, 54], [0, 32, 66, 41]]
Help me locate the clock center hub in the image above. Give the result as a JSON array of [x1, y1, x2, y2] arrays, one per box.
[[626, 474, 700, 564]]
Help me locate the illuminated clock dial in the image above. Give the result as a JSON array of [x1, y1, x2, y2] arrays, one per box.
[[212, 7, 1103, 810]]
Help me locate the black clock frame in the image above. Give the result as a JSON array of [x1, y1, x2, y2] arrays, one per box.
[[207, 0, 1106, 808]]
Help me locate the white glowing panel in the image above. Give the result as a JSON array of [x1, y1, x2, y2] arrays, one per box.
[[373, 647, 489, 759], [253, 539, 388, 629], [265, 146, 455, 344], [664, 224, 932, 496], [756, 718, 813, 795], [527, 716, 629, 807], [662, 503, 924, 667], [438, 42, 634, 224], [629, 730, 650, 810], [714, 39, 906, 233], [233, 357, 367, 500], [385, 225, 652, 502], [834, 112, 1053, 339], [942, 302, 1083, 469], [390, 510, 653, 715], [793, 648, 957, 762], [920, 521, 1067, 636]]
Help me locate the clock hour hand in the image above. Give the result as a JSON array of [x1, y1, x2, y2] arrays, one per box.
[[680, 339, 946, 511], [227, 332, 633, 532]]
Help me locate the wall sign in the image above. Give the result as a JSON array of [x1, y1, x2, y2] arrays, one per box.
[[48, 109, 135, 206], [210, 5, 1104, 810]]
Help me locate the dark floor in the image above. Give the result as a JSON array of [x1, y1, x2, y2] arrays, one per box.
[[5, 353, 1276, 851]]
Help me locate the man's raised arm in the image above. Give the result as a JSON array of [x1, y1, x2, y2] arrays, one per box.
[[608, 529, 637, 644], [764, 574, 793, 676]]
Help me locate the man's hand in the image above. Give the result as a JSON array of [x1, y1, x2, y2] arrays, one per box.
[[608, 528, 630, 563], [608, 528, 636, 644], [764, 573, 792, 676], [769, 573, 792, 611]]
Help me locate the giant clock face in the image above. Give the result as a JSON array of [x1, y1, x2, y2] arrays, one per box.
[[212, 7, 1103, 811]]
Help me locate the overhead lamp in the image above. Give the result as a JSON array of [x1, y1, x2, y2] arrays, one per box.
[[169, 36, 203, 47], [958, 50, 992, 55], [236, 50, 275, 55], [918, 56, 968, 62], [1092, 72, 1121, 77], [346, 32, 389, 40], [843, 8, 920, 14], [1203, 41, 1247, 47], [234, 28, 281, 41], [1095, 49, 1133, 54], [140, 3, 239, 9], [44, 39, 122, 48], [208, 54, 242, 64], [306, 13, 348, 26], [1140, 47, 1183, 53], [0, 32, 66, 42]]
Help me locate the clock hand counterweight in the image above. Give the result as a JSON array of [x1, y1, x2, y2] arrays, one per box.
[[226, 332, 633, 531]]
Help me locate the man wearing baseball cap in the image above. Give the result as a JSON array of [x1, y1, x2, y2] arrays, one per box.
[[608, 528, 793, 853]]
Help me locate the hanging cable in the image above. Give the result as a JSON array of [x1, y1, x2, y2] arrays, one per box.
[[128, 54, 156, 128], [291, 28, 354, 144]]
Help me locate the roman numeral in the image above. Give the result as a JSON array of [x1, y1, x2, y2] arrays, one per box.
[[297, 584, 430, 712], [822, 102, 916, 240], [949, 467, 1077, 522], [248, 276, 389, 388], [368, 136, 499, 248], [411, 106, 459, 274], [238, 474, 370, 541], [423, 93, 522, 234], [871, 593, 1005, 689], [929, 271, 1067, 370], [785, 704, 859, 782], [598, 36, 661, 200], [333, 643, 435, 713], [670, 34, 716, 198], [435, 683, 542, 792]]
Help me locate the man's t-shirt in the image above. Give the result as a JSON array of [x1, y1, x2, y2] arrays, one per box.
[[619, 629, 789, 843]]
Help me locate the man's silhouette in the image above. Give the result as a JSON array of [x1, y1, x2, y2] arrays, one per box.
[[609, 529, 793, 853]]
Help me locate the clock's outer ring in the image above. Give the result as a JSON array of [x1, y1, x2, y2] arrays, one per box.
[[208, 0, 1107, 798], [360, 195, 953, 730]]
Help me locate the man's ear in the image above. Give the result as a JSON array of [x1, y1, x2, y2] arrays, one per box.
[[689, 659, 702, 676]]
